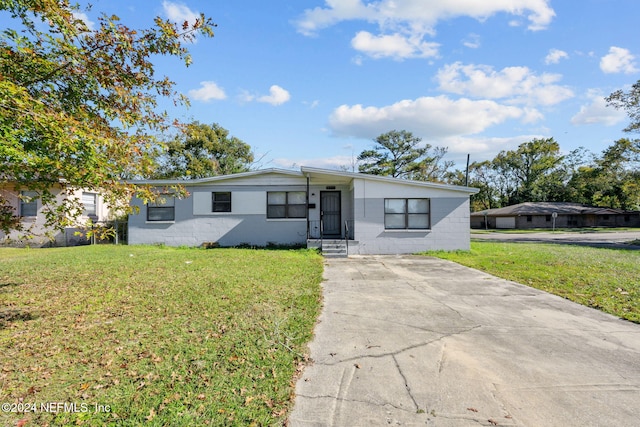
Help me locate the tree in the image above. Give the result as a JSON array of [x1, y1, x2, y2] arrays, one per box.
[[607, 81, 640, 133], [491, 138, 564, 205], [0, 1, 215, 236], [357, 130, 452, 181], [570, 138, 640, 209], [153, 122, 254, 179], [465, 161, 501, 211]]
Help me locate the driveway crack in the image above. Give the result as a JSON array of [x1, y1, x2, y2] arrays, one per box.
[[392, 354, 420, 411]]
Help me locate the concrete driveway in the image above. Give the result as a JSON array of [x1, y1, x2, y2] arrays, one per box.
[[289, 256, 640, 427]]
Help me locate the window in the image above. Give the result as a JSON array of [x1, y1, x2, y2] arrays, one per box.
[[384, 198, 430, 230], [545, 215, 552, 222], [147, 195, 175, 221], [212, 192, 231, 212], [526, 215, 532, 222], [20, 191, 38, 217], [82, 192, 97, 217], [267, 191, 306, 219]]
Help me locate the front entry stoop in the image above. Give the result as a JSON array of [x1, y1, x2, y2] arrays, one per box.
[[320, 239, 348, 258]]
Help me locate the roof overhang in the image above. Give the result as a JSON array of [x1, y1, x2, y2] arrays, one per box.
[[129, 166, 479, 195], [301, 166, 479, 194]]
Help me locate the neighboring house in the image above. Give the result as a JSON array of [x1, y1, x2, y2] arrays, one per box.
[[471, 202, 640, 229], [0, 184, 111, 247], [128, 167, 479, 255]]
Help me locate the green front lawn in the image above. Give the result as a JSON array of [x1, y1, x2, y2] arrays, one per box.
[[424, 242, 640, 323], [0, 245, 323, 426]]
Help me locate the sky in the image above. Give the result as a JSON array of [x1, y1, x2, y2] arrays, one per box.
[[7, 0, 640, 171]]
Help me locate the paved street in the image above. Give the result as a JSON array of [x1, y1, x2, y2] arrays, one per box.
[[471, 230, 640, 249]]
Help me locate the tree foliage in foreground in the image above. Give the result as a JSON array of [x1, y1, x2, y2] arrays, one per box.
[[357, 130, 453, 181], [153, 122, 254, 179], [0, 0, 215, 236]]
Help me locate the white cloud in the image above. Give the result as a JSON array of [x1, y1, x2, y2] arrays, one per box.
[[257, 85, 291, 106], [351, 31, 439, 59], [162, 1, 199, 25], [600, 46, 638, 74], [571, 91, 627, 126], [188, 81, 226, 102], [545, 48, 568, 64], [436, 62, 574, 106], [295, 0, 555, 36], [72, 12, 95, 30], [272, 155, 356, 171], [462, 33, 481, 49], [328, 95, 530, 140]]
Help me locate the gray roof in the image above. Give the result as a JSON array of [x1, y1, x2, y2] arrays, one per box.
[[130, 166, 479, 194], [471, 202, 629, 217]]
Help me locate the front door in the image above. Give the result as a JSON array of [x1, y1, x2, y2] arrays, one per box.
[[321, 191, 341, 237]]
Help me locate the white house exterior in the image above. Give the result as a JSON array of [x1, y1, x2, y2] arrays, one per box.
[[0, 184, 112, 247], [128, 167, 478, 255]]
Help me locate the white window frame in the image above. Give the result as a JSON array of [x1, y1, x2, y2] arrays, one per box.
[[20, 191, 38, 217], [82, 192, 97, 217], [384, 198, 430, 230], [147, 195, 175, 222], [266, 191, 306, 219]]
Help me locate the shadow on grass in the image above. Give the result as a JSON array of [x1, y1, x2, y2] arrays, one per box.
[[0, 282, 22, 293], [200, 242, 312, 251], [0, 308, 36, 329]]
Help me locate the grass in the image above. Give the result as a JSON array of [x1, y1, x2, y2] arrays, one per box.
[[424, 241, 640, 323], [0, 245, 324, 426]]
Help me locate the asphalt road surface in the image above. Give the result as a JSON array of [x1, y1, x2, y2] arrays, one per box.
[[471, 230, 640, 249]]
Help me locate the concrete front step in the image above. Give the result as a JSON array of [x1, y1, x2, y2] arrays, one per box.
[[307, 239, 349, 257], [321, 239, 348, 257]]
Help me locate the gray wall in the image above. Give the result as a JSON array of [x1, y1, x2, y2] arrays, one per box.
[[128, 175, 474, 253], [351, 197, 471, 254], [128, 185, 308, 247]]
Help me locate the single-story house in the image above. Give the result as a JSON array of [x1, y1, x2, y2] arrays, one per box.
[[128, 167, 479, 255], [471, 202, 640, 229], [0, 183, 112, 247]]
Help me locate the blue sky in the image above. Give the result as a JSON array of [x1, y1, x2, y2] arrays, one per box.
[[15, 1, 640, 170]]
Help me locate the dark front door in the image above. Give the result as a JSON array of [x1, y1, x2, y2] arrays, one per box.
[[321, 191, 341, 237]]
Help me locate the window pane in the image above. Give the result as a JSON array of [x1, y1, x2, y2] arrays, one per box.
[[150, 195, 175, 207], [20, 191, 38, 217], [408, 214, 429, 229], [385, 213, 405, 229], [267, 192, 286, 204], [82, 192, 96, 216], [385, 199, 406, 214], [288, 191, 306, 204], [214, 192, 231, 202], [267, 205, 286, 218], [288, 205, 306, 218], [148, 207, 174, 221], [408, 199, 429, 213], [212, 192, 231, 212], [213, 202, 231, 212]]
